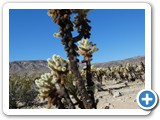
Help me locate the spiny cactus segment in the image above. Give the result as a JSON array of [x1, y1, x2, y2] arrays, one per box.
[[77, 39, 98, 108], [47, 55, 68, 73], [35, 73, 56, 99], [35, 54, 75, 109], [78, 39, 98, 62]]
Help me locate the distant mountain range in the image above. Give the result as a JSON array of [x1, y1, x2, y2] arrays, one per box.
[[9, 56, 145, 77]]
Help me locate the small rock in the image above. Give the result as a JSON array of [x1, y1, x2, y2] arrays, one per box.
[[141, 74, 145, 80], [109, 104, 114, 109], [104, 106, 109, 109], [113, 91, 122, 98], [133, 99, 137, 102], [16, 101, 26, 108], [99, 96, 103, 99], [124, 82, 129, 87], [101, 103, 114, 109]]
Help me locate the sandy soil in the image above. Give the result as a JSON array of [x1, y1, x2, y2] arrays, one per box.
[[96, 79, 144, 109]]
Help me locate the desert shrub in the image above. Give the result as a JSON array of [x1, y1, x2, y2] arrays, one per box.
[[9, 73, 38, 109]]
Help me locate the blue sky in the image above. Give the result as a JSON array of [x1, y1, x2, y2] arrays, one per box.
[[9, 9, 145, 63]]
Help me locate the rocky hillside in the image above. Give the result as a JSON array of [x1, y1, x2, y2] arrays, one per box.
[[9, 60, 49, 76], [9, 56, 145, 76], [93, 56, 145, 67]]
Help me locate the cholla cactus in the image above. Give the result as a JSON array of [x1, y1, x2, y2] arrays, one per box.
[[72, 10, 92, 39], [35, 54, 75, 109], [47, 55, 69, 85], [136, 63, 144, 72], [78, 39, 98, 62], [89, 62, 145, 84], [77, 39, 98, 87], [77, 39, 98, 108], [47, 55, 68, 73], [53, 32, 62, 38], [91, 65, 96, 71], [35, 73, 57, 99], [48, 9, 95, 109], [80, 69, 86, 79]]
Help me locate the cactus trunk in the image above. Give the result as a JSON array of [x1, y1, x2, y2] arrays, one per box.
[[59, 84, 75, 109], [86, 61, 96, 108], [68, 55, 93, 109]]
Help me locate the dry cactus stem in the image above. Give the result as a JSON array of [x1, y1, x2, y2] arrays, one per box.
[[78, 39, 98, 108], [48, 9, 94, 109]]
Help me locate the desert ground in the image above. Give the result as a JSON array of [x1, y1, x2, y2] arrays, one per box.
[[96, 79, 144, 109], [16, 79, 144, 109]]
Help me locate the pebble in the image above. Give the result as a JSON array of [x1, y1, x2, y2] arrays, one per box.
[[16, 101, 26, 108], [133, 99, 137, 102], [99, 96, 103, 99], [113, 91, 122, 98], [142, 75, 145, 80], [101, 103, 114, 109]]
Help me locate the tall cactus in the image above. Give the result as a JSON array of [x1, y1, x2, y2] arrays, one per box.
[[48, 9, 94, 109], [78, 39, 98, 108]]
